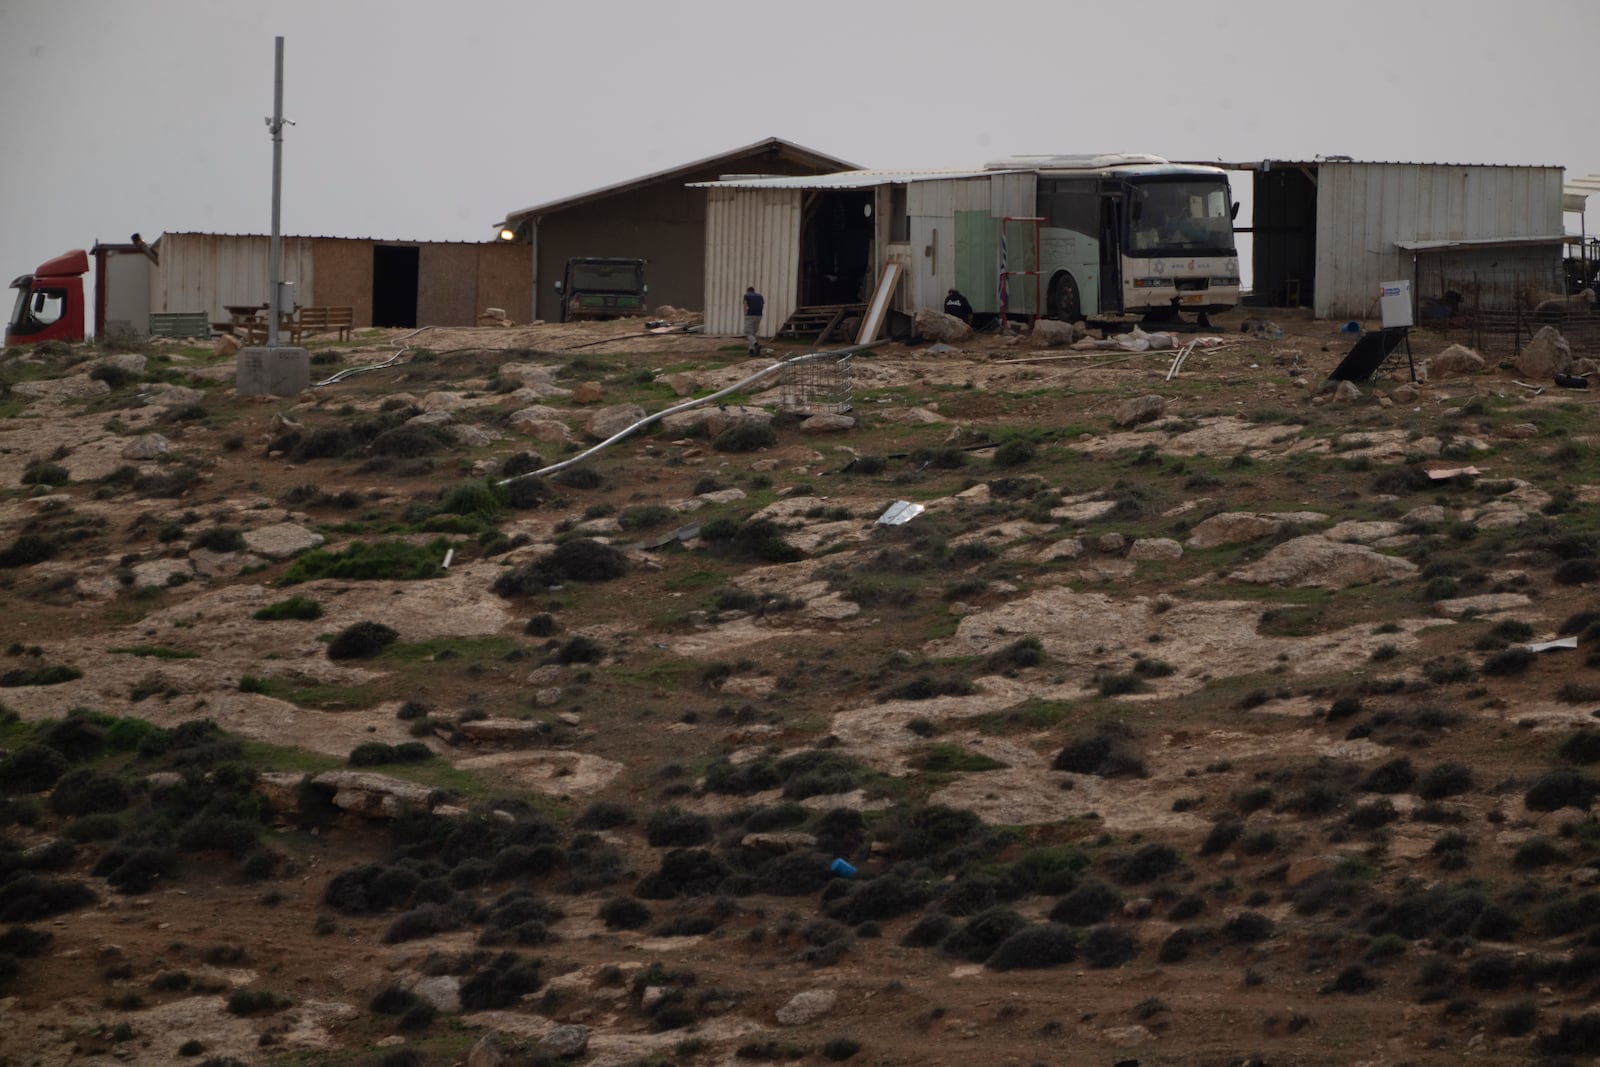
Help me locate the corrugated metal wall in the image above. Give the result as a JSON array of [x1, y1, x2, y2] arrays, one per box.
[[155, 234, 315, 321], [903, 175, 1035, 314], [1314, 164, 1564, 319], [704, 188, 802, 336]]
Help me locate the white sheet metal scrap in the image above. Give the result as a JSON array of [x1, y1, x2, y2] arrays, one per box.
[[876, 501, 924, 526]]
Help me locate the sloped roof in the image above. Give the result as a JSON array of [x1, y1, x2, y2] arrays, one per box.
[[1565, 174, 1600, 213], [497, 137, 859, 226], [689, 168, 995, 190]]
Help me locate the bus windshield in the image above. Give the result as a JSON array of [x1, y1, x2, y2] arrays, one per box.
[[1127, 179, 1234, 254]]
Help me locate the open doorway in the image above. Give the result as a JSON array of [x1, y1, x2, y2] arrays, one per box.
[[799, 191, 874, 306], [372, 245, 419, 328]]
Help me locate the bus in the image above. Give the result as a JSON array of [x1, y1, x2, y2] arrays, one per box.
[[987, 154, 1241, 327]]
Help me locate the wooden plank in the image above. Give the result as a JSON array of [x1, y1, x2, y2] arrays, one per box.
[[856, 262, 900, 345]]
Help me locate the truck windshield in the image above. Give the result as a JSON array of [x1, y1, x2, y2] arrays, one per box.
[[570, 263, 642, 291], [8, 285, 65, 332], [1127, 180, 1234, 254]]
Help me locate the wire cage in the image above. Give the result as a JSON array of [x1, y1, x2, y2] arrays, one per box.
[[779, 354, 853, 415]]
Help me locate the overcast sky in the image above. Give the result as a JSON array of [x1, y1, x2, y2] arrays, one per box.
[[3, 0, 1597, 294]]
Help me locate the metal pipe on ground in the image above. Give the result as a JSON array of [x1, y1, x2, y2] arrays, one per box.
[[497, 343, 876, 485]]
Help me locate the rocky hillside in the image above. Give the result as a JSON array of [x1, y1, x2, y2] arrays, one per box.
[[2, 310, 1600, 1067]]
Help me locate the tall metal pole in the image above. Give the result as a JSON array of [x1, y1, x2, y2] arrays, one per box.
[[267, 36, 286, 348]]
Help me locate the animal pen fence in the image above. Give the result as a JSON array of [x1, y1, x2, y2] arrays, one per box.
[[778, 354, 853, 415], [1410, 253, 1600, 358]]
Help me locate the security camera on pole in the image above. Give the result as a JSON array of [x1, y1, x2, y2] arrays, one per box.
[[237, 36, 310, 396]]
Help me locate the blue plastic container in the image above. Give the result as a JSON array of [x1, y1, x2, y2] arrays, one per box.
[[829, 858, 857, 878]]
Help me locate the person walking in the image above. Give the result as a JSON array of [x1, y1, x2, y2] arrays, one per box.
[[742, 286, 764, 356]]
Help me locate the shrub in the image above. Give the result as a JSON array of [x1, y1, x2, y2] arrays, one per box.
[[1114, 843, 1180, 884], [712, 420, 777, 453], [1052, 722, 1145, 778], [459, 952, 543, 1011], [1526, 769, 1600, 811], [280, 538, 451, 584], [646, 808, 712, 847], [326, 621, 399, 660], [1361, 757, 1415, 794], [0, 875, 98, 921], [0, 744, 69, 793], [1223, 911, 1276, 944], [1414, 762, 1473, 800], [1322, 964, 1379, 994], [825, 875, 932, 924], [1481, 647, 1535, 676], [575, 801, 633, 830], [1200, 819, 1243, 857], [49, 768, 130, 816], [1049, 878, 1122, 927], [225, 989, 292, 1015], [253, 596, 322, 621], [191, 527, 245, 553], [940, 907, 1027, 962], [1560, 729, 1600, 765], [821, 1037, 862, 1061], [93, 846, 176, 894], [636, 849, 730, 900], [1081, 925, 1139, 968], [599, 897, 652, 930], [985, 924, 1078, 970]]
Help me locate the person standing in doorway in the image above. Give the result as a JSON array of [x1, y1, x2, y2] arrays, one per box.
[[743, 285, 764, 356]]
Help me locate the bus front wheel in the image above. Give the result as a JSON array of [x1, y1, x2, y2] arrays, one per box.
[[1049, 273, 1082, 323]]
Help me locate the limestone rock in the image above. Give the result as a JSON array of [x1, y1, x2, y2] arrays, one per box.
[[777, 988, 838, 1025], [571, 381, 604, 404], [1431, 344, 1485, 376], [121, 433, 170, 460], [1113, 394, 1167, 427], [1185, 512, 1283, 550], [241, 522, 324, 560], [536, 1025, 589, 1059], [1031, 319, 1077, 347], [585, 403, 647, 441], [913, 308, 974, 344], [798, 413, 855, 434], [1228, 534, 1417, 588], [1518, 326, 1573, 379], [1128, 537, 1183, 561]]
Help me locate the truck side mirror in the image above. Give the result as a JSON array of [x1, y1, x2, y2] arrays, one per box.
[[553, 280, 563, 291], [1231, 202, 1240, 220]]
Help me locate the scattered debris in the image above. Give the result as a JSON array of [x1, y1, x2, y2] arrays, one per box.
[[877, 501, 924, 526], [1425, 466, 1481, 480], [1527, 636, 1579, 653]]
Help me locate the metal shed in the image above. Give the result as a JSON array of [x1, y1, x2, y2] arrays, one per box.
[[150, 232, 529, 330], [695, 169, 1036, 337], [494, 137, 856, 324], [1201, 159, 1566, 319]]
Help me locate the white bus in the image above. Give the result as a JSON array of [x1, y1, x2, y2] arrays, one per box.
[[987, 153, 1241, 327]]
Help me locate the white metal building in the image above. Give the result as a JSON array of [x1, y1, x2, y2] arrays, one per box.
[[696, 169, 1034, 337]]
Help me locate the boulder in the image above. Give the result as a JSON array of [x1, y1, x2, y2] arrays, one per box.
[[1185, 512, 1282, 550], [1113, 394, 1167, 427], [242, 522, 324, 560], [1430, 344, 1485, 376], [1518, 326, 1573, 379], [121, 433, 170, 460], [777, 988, 838, 1025], [1228, 534, 1418, 588], [571, 381, 604, 404], [798, 413, 856, 434], [913, 308, 974, 344], [1031, 319, 1077, 348], [536, 1025, 589, 1059], [585, 403, 647, 441]]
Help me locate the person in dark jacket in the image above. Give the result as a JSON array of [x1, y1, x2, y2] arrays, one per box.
[[742, 286, 764, 355], [943, 288, 973, 323]]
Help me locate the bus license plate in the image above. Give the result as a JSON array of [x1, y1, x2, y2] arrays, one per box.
[[1181, 294, 1204, 305]]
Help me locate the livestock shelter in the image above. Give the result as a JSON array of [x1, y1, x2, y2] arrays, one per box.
[[149, 232, 529, 331], [692, 168, 1038, 338], [1205, 159, 1568, 319], [493, 137, 856, 324]]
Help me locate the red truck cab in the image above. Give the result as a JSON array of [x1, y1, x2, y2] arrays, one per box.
[[6, 249, 88, 346]]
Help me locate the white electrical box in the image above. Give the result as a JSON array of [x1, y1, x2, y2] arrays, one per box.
[[1379, 280, 1413, 329]]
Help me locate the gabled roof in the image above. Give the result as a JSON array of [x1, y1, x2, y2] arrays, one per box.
[[497, 137, 859, 227]]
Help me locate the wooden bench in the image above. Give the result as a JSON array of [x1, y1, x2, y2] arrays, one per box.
[[148, 311, 212, 339], [289, 306, 355, 342]]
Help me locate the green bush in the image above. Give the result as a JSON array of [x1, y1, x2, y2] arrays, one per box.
[[48, 768, 130, 816], [281, 539, 452, 584], [985, 924, 1078, 970], [0, 744, 69, 793], [327, 621, 399, 660], [253, 596, 322, 621]]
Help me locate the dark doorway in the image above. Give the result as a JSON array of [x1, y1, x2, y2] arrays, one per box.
[[372, 245, 419, 328], [799, 191, 874, 306]]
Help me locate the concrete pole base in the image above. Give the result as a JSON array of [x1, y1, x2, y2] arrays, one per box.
[[237, 346, 310, 396]]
